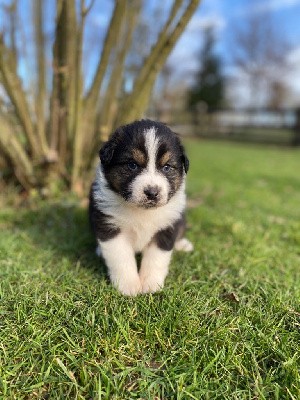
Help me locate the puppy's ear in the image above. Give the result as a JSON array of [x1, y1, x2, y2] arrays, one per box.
[[99, 127, 123, 165], [179, 145, 189, 173], [99, 141, 115, 165], [182, 154, 189, 173]]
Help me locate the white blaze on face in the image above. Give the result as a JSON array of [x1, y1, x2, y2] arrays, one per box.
[[129, 127, 170, 207], [145, 127, 159, 175]]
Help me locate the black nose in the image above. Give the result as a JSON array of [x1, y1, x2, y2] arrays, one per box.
[[144, 186, 160, 201]]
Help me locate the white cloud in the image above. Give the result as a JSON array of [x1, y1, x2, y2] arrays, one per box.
[[166, 4, 227, 86], [168, 44, 199, 73], [287, 46, 300, 64], [187, 14, 227, 32]]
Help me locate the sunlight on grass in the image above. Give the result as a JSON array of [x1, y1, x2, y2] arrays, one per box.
[[0, 140, 300, 399]]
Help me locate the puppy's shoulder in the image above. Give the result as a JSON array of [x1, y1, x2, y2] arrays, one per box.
[[89, 182, 120, 242], [154, 214, 185, 251]]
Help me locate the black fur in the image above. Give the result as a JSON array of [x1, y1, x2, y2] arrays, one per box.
[[89, 185, 120, 241], [90, 119, 189, 246], [99, 119, 189, 201], [100, 125, 147, 167], [181, 151, 189, 174], [155, 216, 186, 251], [99, 124, 147, 198]]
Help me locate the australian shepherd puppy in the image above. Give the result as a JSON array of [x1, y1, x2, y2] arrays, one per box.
[[89, 119, 193, 296]]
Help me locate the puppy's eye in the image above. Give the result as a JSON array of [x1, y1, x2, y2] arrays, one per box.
[[128, 161, 138, 171], [162, 164, 172, 173]]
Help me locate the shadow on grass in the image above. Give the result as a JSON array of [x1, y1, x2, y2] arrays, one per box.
[[10, 201, 108, 279]]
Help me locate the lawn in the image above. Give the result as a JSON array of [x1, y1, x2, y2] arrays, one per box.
[[0, 139, 300, 399]]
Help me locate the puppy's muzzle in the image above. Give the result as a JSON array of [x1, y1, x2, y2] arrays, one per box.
[[144, 185, 161, 203]]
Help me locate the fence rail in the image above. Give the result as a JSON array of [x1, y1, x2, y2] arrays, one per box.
[[167, 108, 300, 146]]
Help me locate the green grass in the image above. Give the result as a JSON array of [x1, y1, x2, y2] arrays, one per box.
[[1, 140, 300, 399]]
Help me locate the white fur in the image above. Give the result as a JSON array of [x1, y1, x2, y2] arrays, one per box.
[[93, 127, 189, 295], [145, 127, 159, 174], [99, 234, 142, 296], [129, 128, 170, 207], [93, 164, 186, 295], [175, 238, 194, 252], [139, 242, 172, 293], [94, 163, 186, 252]]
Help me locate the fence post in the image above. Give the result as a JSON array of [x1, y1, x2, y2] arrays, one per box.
[[293, 108, 300, 146]]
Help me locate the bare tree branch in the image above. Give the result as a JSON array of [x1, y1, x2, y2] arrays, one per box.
[[49, 0, 76, 163], [7, 0, 18, 67], [118, 0, 201, 124], [84, 0, 127, 111], [128, 0, 184, 96], [0, 0, 202, 193], [0, 36, 41, 158], [82, 0, 96, 17], [71, 0, 88, 190], [229, 13, 291, 106], [98, 0, 141, 141], [33, 0, 49, 154], [71, 0, 128, 190], [0, 114, 35, 188], [80, 0, 142, 173]]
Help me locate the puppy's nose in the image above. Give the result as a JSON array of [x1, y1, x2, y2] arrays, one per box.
[[144, 186, 160, 201]]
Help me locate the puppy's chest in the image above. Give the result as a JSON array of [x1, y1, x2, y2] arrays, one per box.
[[111, 207, 178, 252], [124, 226, 155, 252]]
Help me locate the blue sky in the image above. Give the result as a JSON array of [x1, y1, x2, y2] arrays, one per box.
[[1, 0, 300, 105], [169, 0, 300, 104], [170, 0, 300, 67]]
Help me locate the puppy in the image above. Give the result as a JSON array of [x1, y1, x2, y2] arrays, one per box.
[[89, 119, 193, 296]]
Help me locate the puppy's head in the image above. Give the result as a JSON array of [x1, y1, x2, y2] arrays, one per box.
[[99, 120, 189, 208]]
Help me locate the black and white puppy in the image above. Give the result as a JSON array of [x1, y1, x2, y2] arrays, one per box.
[[89, 119, 193, 296]]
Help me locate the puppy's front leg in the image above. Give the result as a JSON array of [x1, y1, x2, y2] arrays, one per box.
[[140, 223, 179, 293], [139, 242, 172, 294], [99, 235, 141, 296]]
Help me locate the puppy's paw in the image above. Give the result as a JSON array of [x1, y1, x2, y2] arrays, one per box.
[[140, 274, 165, 294], [112, 275, 142, 297], [174, 238, 194, 252]]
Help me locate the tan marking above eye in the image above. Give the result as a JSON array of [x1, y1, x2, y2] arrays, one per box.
[[159, 151, 171, 166], [132, 148, 146, 165]]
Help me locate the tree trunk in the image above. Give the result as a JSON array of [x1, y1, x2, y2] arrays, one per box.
[[117, 0, 201, 125], [71, 0, 127, 189], [0, 0, 202, 194], [33, 0, 49, 156], [0, 37, 41, 159], [98, 1, 141, 142], [0, 115, 36, 188], [49, 0, 76, 165]]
